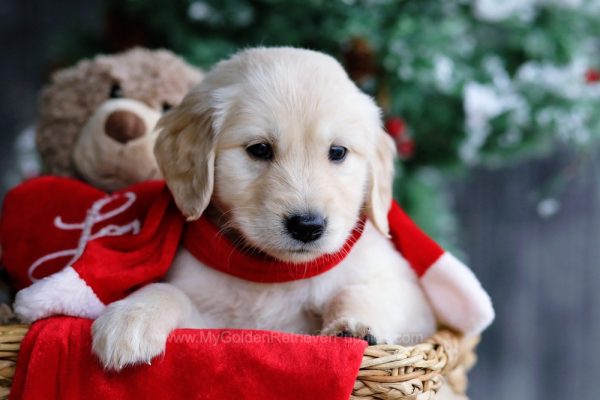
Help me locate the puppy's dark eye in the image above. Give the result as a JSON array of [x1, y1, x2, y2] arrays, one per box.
[[109, 83, 123, 98], [162, 103, 172, 113], [329, 145, 347, 162], [246, 143, 273, 161]]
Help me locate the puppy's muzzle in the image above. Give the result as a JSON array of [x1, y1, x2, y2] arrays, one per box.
[[285, 213, 326, 243]]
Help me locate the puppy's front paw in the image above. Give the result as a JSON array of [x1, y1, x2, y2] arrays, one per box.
[[92, 301, 173, 370], [321, 318, 378, 345]]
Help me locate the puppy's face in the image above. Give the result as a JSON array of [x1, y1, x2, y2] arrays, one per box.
[[156, 48, 395, 263], [213, 89, 375, 262]]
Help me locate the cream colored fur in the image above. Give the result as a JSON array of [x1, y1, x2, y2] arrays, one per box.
[[73, 98, 162, 191], [92, 47, 452, 395]]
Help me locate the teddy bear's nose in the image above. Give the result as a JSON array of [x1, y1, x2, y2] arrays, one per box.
[[105, 111, 146, 143]]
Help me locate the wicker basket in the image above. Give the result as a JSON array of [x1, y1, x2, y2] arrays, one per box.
[[0, 325, 477, 399]]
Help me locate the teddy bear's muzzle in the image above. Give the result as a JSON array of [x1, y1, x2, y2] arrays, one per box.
[[104, 110, 147, 143]]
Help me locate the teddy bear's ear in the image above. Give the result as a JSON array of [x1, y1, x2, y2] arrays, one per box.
[[155, 85, 216, 220]]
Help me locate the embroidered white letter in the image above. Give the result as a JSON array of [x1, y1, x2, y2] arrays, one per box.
[[28, 192, 140, 282]]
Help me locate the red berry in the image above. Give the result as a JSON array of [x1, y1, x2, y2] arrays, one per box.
[[586, 69, 600, 83], [397, 139, 415, 158], [385, 117, 405, 139]]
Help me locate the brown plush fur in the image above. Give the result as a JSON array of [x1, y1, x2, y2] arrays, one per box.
[[36, 48, 203, 177]]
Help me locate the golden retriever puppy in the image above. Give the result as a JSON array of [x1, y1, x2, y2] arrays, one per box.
[[92, 48, 437, 371]]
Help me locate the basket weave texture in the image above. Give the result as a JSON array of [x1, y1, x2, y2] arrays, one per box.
[[353, 330, 478, 399], [0, 324, 27, 400], [0, 325, 476, 400]]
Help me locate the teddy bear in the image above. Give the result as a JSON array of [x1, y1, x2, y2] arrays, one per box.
[[36, 47, 203, 191], [0, 48, 203, 322]]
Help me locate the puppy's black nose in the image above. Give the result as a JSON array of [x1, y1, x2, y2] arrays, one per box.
[[285, 213, 326, 243]]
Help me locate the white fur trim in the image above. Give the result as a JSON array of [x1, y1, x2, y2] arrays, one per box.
[[13, 266, 106, 323], [421, 252, 495, 337]]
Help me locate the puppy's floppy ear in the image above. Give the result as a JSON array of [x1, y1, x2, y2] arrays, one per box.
[[154, 88, 216, 220], [366, 129, 396, 236]]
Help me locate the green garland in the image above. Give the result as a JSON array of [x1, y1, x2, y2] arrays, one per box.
[[49, 0, 600, 244]]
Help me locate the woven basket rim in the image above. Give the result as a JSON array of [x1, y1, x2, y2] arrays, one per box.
[[0, 324, 476, 400]]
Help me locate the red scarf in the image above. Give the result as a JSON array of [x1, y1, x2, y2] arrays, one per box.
[[183, 216, 365, 283]]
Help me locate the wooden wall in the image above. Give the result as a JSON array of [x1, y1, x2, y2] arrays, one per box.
[[452, 150, 600, 400]]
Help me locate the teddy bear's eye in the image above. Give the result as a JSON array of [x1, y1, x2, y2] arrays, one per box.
[[110, 84, 123, 99], [162, 103, 173, 113]]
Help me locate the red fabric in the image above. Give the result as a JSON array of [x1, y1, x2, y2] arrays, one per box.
[[10, 317, 366, 400], [184, 216, 365, 283], [387, 202, 445, 277], [0, 176, 183, 304], [76, 187, 183, 303]]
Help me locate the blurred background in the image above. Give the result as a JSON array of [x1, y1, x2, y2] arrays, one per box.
[[1, 0, 599, 398]]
